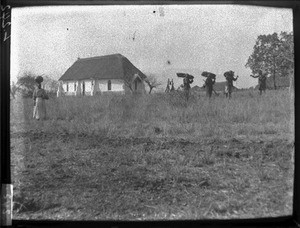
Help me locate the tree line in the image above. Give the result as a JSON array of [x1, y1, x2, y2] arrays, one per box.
[[245, 31, 294, 90]]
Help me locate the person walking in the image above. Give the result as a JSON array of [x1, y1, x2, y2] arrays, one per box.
[[224, 70, 239, 98], [183, 74, 194, 101], [33, 76, 49, 120], [204, 74, 216, 98]]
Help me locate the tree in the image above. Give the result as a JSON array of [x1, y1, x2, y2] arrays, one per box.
[[10, 81, 21, 99], [123, 73, 148, 93], [278, 31, 294, 64], [144, 74, 162, 94], [43, 76, 59, 93], [14, 73, 37, 98], [245, 32, 294, 90], [278, 32, 294, 93], [11, 72, 49, 98]]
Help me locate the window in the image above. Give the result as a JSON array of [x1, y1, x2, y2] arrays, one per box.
[[108, 80, 111, 91], [66, 83, 69, 92], [74, 83, 77, 91], [82, 81, 85, 96]]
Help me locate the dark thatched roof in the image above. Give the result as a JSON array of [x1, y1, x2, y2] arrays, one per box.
[[59, 54, 147, 81]]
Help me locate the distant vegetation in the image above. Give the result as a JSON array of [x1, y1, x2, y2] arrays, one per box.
[[144, 74, 162, 94], [11, 72, 58, 99], [246, 32, 294, 90]]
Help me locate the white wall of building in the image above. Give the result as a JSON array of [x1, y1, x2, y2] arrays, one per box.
[[60, 78, 147, 96], [62, 81, 76, 94], [98, 79, 124, 92], [83, 80, 93, 92]]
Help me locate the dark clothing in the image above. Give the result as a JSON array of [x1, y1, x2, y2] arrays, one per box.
[[183, 77, 193, 90], [225, 75, 237, 86], [224, 73, 238, 98], [258, 75, 267, 91], [183, 76, 193, 100], [251, 73, 267, 94], [205, 77, 215, 98]]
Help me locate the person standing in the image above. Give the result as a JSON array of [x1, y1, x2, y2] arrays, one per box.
[[250, 69, 267, 95], [33, 76, 49, 120]]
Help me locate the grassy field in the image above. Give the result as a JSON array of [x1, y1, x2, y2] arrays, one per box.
[[10, 89, 294, 220]]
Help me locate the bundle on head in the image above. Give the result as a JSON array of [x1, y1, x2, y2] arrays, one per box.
[[201, 71, 216, 78], [35, 76, 44, 84], [224, 71, 234, 78], [177, 73, 194, 80]]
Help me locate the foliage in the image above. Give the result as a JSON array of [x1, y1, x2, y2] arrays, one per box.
[[11, 73, 59, 98], [10, 81, 20, 99], [144, 74, 162, 94], [245, 32, 294, 90], [278, 31, 294, 65], [15, 73, 37, 98]]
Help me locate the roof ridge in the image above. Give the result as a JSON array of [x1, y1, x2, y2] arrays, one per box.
[[77, 53, 124, 62]]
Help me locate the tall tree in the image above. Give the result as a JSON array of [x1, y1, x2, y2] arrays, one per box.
[[245, 32, 294, 90], [279, 32, 294, 95], [278, 31, 294, 64], [144, 74, 162, 94]]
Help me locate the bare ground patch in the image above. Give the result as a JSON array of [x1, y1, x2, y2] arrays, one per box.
[[11, 132, 293, 220]]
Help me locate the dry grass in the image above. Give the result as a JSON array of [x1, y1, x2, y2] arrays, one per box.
[[12, 89, 293, 139], [10, 89, 294, 220]]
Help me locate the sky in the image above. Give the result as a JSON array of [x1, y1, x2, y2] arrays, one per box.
[[10, 4, 293, 88]]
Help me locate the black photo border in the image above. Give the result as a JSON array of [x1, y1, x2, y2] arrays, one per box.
[[1, 0, 299, 227]]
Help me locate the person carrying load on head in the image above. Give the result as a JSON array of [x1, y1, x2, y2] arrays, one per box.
[[224, 70, 239, 98], [183, 74, 194, 100], [250, 69, 267, 95], [202, 71, 216, 98], [183, 75, 193, 90], [33, 76, 49, 120], [177, 73, 194, 101]]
